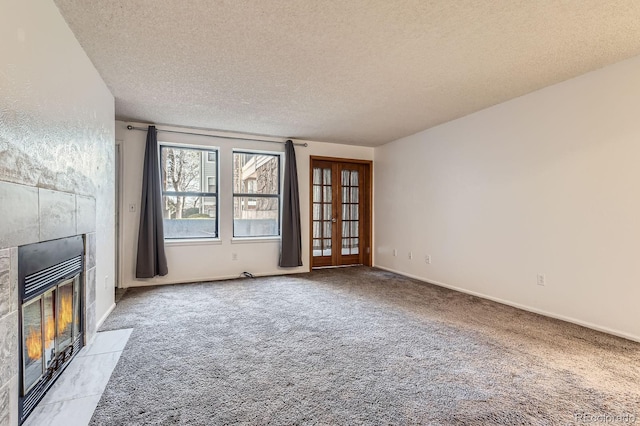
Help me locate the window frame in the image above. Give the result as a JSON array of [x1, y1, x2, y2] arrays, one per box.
[[232, 149, 282, 238], [159, 143, 219, 240]]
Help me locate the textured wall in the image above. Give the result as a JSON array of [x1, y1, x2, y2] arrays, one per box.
[[0, 1, 115, 424], [0, 0, 115, 316]]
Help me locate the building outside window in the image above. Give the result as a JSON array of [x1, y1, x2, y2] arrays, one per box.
[[207, 176, 216, 193], [232, 151, 280, 237], [160, 145, 218, 239]]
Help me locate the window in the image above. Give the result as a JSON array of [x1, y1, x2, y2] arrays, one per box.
[[233, 151, 280, 237], [160, 145, 218, 239]]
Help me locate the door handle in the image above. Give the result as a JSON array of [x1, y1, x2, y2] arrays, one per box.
[[332, 217, 337, 223]]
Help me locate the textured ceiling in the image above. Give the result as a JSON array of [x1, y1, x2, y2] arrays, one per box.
[[53, 1, 640, 146]]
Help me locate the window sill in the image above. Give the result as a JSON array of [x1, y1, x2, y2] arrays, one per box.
[[164, 238, 222, 247], [231, 237, 281, 244]]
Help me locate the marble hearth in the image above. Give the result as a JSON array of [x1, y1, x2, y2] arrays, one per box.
[[0, 181, 97, 426]]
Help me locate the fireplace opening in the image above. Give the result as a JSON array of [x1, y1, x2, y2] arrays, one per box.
[[18, 236, 84, 424]]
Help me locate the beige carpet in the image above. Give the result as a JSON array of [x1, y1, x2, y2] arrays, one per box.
[[91, 267, 640, 425]]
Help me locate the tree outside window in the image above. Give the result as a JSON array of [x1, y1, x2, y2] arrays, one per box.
[[160, 145, 218, 238]]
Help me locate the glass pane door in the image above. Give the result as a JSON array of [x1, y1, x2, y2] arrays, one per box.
[[312, 165, 333, 261], [56, 279, 74, 351], [22, 298, 43, 393], [43, 289, 55, 371], [341, 168, 359, 256]]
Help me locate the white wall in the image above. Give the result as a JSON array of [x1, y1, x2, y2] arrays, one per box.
[[116, 121, 373, 287], [375, 55, 640, 341]]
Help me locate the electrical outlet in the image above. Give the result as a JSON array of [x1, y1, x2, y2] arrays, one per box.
[[393, 249, 397, 257], [128, 203, 136, 213], [232, 253, 238, 261], [537, 273, 546, 286], [408, 251, 413, 260], [425, 255, 431, 264]]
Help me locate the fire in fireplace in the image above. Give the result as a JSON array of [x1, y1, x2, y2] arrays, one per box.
[[18, 236, 84, 424]]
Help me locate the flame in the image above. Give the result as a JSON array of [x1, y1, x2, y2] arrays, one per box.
[[25, 326, 42, 361], [45, 315, 55, 348], [25, 287, 74, 362], [57, 289, 73, 335]]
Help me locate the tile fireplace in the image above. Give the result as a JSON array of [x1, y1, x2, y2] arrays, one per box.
[[0, 182, 99, 426]]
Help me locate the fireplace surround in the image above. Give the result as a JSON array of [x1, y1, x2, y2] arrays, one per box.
[[0, 182, 99, 426], [18, 236, 85, 423]]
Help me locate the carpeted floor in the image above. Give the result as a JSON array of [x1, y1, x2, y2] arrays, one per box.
[[91, 267, 640, 425]]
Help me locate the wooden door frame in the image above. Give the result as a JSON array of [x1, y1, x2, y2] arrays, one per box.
[[309, 156, 373, 268]]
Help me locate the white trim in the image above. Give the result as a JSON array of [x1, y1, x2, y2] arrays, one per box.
[[232, 147, 284, 155], [374, 265, 640, 344], [96, 302, 116, 330], [165, 238, 222, 247], [158, 141, 221, 152], [231, 237, 280, 244], [115, 139, 125, 289]]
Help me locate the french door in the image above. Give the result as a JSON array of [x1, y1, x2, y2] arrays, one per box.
[[310, 157, 372, 268]]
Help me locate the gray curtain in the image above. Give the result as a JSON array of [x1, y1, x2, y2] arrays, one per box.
[[136, 125, 169, 278], [279, 140, 302, 267]]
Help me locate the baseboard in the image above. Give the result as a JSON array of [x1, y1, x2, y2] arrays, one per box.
[[122, 269, 309, 288], [375, 265, 640, 344], [96, 302, 116, 330]]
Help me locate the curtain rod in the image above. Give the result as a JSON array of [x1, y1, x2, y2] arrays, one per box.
[[126, 125, 308, 147]]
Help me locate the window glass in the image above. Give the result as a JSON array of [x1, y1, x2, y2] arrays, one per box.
[[160, 146, 218, 239], [233, 152, 280, 237]]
